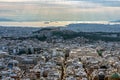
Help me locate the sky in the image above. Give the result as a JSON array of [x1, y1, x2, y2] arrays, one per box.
[[0, 0, 120, 22]]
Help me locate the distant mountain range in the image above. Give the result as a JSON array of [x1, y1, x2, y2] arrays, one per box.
[[1, 23, 120, 42], [61, 23, 120, 32], [0, 18, 13, 22], [110, 20, 120, 23]]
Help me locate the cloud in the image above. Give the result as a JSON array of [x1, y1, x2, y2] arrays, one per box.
[[77, 0, 120, 7], [0, 0, 39, 2], [2, 0, 101, 8], [1, 0, 120, 7], [0, 0, 120, 21]]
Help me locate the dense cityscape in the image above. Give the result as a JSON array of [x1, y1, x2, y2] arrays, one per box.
[[0, 23, 120, 80], [0, 0, 120, 80]]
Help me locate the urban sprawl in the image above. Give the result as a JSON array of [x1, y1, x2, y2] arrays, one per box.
[[0, 26, 120, 80]]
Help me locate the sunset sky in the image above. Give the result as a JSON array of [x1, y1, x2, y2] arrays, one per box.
[[0, 0, 120, 22]]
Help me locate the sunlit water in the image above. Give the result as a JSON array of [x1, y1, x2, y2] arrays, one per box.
[[0, 21, 115, 27]]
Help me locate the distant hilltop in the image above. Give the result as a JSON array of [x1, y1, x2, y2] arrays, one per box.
[[1, 23, 120, 42], [61, 23, 120, 32], [110, 20, 120, 23], [0, 18, 13, 22]]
